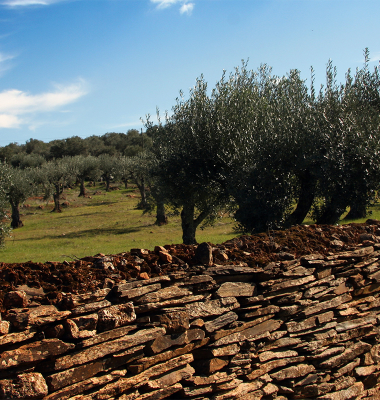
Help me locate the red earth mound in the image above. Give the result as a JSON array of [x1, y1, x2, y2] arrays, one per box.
[[1, 220, 379, 311]]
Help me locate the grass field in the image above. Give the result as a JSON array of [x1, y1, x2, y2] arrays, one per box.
[[0, 184, 237, 263], [1, 183, 378, 264]]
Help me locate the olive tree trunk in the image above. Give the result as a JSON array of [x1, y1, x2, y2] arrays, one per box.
[[155, 201, 168, 225], [285, 171, 316, 227], [10, 201, 23, 228], [181, 203, 208, 245], [52, 183, 63, 212], [78, 177, 86, 197]]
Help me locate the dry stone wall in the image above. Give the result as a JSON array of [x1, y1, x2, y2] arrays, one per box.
[[2, 242, 380, 399]]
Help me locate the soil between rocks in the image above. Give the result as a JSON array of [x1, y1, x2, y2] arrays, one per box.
[[1, 220, 380, 311]]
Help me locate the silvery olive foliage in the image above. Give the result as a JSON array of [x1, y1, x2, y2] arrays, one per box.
[[0, 163, 12, 245], [34, 157, 78, 212], [147, 50, 380, 240]]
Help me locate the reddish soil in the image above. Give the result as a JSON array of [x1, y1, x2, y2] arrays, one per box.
[[1, 220, 379, 311]]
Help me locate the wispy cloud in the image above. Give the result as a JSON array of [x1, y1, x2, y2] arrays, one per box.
[[151, 0, 194, 15], [1, 0, 62, 6], [180, 2, 193, 15], [0, 79, 88, 129], [0, 51, 15, 76], [370, 53, 380, 63]]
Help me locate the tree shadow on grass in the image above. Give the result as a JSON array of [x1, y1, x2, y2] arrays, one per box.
[[14, 226, 140, 241]]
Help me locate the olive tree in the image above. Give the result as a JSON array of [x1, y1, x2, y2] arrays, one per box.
[[0, 163, 12, 245], [98, 154, 119, 192], [314, 51, 380, 224], [146, 76, 231, 244], [35, 157, 77, 212], [3, 167, 35, 228], [71, 155, 101, 197]]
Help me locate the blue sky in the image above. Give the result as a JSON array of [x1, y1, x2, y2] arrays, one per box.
[[0, 0, 379, 147]]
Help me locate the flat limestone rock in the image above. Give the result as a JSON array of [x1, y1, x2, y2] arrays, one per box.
[[0, 372, 48, 399], [43, 370, 124, 400], [211, 319, 282, 347], [92, 354, 194, 400], [46, 344, 145, 391], [259, 350, 299, 363], [185, 371, 234, 386], [261, 337, 302, 352], [338, 246, 374, 259], [270, 364, 315, 381], [302, 293, 352, 317], [319, 341, 371, 369], [54, 327, 165, 371], [213, 314, 275, 341], [77, 324, 138, 348], [71, 300, 112, 316], [97, 303, 136, 332], [5, 305, 71, 330], [0, 339, 75, 370], [241, 305, 280, 319], [178, 275, 216, 286], [62, 289, 111, 308], [247, 356, 306, 381], [142, 364, 195, 390], [147, 328, 205, 354], [113, 276, 171, 292], [128, 339, 208, 374], [138, 382, 183, 400], [333, 357, 360, 378], [134, 295, 205, 314], [212, 381, 265, 400], [316, 382, 364, 400], [286, 316, 317, 333], [135, 286, 193, 305], [153, 309, 190, 333], [262, 275, 315, 293], [204, 311, 238, 333], [216, 282, 256, 298], [186, 297, 239, 319], [114, 283, 162, 300], [0, 329, 37, 346], [335, 315, 376, 333]]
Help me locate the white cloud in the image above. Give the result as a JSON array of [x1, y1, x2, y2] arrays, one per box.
[[0, 52, 14, 63], [1, 0, 61, 6], [0, 52, 15, 76], [180, 2, 193, 15], [0, 80, 88, 129], [370, 53, 380, 63], [0, 113, 20, 128], [151, 0, 179, 9], [151, 0, 194, 15]]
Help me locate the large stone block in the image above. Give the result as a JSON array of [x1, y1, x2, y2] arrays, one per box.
[[0, 372, 48, 399], [97, 302, 136, 332]]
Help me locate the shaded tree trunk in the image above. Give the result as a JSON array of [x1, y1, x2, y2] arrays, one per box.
[[10, 201, 23, 228], [344, 200, 367, 220], [284, 171, 316, 227], [155, 201, 168, 226], [105, 176, 111, 192], [78, 177, 86, 197], [316, 197, 346, 225], [52, 184, 63, 212], [136, 177, 148, 209], [181, 203, 208, 245]]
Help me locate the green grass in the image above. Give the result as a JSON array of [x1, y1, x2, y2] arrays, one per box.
[[0, 185, 237, 263], [2, 183, 378, 264]]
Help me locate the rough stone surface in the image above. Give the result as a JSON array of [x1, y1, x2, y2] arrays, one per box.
[[1, 222, 380, 399]]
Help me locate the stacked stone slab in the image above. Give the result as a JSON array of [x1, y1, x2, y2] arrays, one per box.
[[2, 242, 380, 399]]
